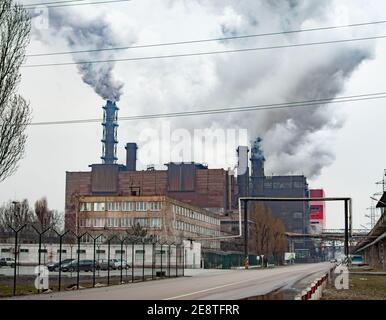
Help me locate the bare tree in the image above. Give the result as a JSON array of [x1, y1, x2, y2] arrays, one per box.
[[250, 203, 287, 265], [0, 0, 31, 182], [0, 199, 34, 230], [34, 197, 64, 232]]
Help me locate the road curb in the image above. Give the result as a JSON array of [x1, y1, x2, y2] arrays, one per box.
[[295, 265, 335, 300]]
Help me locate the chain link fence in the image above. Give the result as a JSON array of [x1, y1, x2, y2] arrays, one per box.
[[0, 224, 185, 297]]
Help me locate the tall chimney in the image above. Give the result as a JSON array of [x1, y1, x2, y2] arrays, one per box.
[[251, 137, 265, 178], [101, 100, 118, 164], [250, 137, 265, 196], [237, 146, 249, 198], [125, 143, 137, 171]]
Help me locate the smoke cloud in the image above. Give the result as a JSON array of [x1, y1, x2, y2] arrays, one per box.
[[157, 0, 375, 178], [30, 0, 377, 178], [34, 8, 130, 101]]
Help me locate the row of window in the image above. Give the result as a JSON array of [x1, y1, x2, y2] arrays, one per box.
[[174, 220, 220, 237], [172, 205, 220, 226], [80, 201, 162, 212], [79, 217, 162, 229]]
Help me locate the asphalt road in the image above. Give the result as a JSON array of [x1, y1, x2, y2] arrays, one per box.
[[7, 262, 333, 300]]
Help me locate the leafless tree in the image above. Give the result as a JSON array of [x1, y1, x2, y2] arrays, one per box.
[[250, 203, 288, 265], [0, 199, 34, 230], [0, 0, 31, 182]]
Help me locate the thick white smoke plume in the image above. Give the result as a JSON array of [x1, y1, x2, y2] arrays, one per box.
[[158, 0, 375, 178], [33, 8, 129, 101], [30, 0, 378, 178]]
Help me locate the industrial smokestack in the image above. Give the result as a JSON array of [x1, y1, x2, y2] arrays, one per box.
[[101, 100, 118, 164], [237, 146, 249, 198], [251, 137, 265, 178], [125, 143, 138, 171]]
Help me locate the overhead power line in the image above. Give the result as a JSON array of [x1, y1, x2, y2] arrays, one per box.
[[23, 34, 386, 68], [27, 19, 386, 58], [22, 0, 86, 7], [27, 92, 386, 126], [22, 0, 132, 9]]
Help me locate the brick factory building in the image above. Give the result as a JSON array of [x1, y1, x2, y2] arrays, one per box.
[[76, 195, 221, 250], [65, 160, 237, 232]]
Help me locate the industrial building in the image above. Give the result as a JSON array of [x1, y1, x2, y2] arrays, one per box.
[[64, 100, 323, 262], [355, 171, 386, 270], [76, 195, 221, 250], [309, 189, 326, 234], [65, 101, 229, 253]]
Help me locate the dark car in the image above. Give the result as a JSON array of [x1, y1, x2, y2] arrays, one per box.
[[47, 259, 75, 271], [60, 259, 96, 272], [0, 257, 15, 268]]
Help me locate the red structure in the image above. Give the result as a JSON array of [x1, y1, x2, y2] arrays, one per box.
[[309, 189, 326, 233]]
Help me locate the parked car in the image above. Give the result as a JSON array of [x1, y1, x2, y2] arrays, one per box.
[[60, 259, 96, 272], [0, 257, 15, 267], [112, 259, 130, 270], [47, 259, 75, 271], [97, 259, 130, 270], [0, 257, 15, 268]]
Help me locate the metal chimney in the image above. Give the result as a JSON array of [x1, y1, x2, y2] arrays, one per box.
[[101, 100, 118, 164], [237, 146, 249, 197], [125, 143, 137, 171], [251, 137, 265, 178]]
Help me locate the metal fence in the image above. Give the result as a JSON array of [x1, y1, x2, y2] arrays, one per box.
[[0, 224, 185, 297], [202, 251, 260, 269]]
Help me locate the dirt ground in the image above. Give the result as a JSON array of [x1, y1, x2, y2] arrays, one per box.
[[321, 273, 386, 300]]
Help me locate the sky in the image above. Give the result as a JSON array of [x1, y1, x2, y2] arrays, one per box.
[[1, 0, 385, 230]]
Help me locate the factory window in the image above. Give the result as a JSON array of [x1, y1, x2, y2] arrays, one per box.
[[96, 250, 105, 254], [94, 202, 106, 211], [264, 182, 273, 189], [115, 250, 125, 254], [94, 218, 104, 227], [136, 202, 147, 211], [79, 219, 86, 227], [76, 250, 86, 254], [114, 218, 119, 227], [57, 249, 66, 254], [149, 202, 161, 211], [107, 218, 114, 227], [121, 217, 132, 227], [20, 249, 29, 253], [135, 218, 146, 227], [122, 201, 135, 211], [107, 202, 120, 211], [150, 218, 162, 229], [86, 219, 91, 227], [80, 202, 92, 211]]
